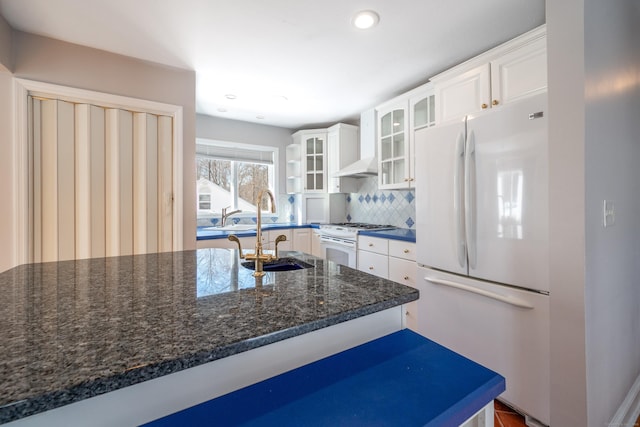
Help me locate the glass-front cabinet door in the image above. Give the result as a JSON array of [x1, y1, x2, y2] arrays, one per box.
[[378, 105, 408, 189], [304, 134, 325, 192], [376, 82, 435, 190]]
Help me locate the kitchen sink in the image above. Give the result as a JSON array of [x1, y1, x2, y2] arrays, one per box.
[[241, 257, 314, 272]]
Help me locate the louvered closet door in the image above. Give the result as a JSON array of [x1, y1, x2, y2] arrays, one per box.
[[29, 97, 174, 262]]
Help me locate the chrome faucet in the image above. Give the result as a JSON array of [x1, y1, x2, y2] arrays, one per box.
[[221, 206, 242, 227], [228, 189, 286, 277]]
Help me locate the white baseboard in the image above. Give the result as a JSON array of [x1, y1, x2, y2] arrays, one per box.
[[609, 372, 640, 427]]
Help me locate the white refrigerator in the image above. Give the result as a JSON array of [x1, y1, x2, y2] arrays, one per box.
[[414, 93, 550, 426]]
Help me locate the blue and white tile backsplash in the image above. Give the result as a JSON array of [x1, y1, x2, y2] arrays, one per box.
[[347, 176, 416, 229], [196, 194, 295, 226], [197, 178, 416, 229]]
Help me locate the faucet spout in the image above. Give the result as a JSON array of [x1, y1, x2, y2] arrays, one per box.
[[221, 206, 242, 227], [230, 189, 278, 277], [250, 190, 277, 277]]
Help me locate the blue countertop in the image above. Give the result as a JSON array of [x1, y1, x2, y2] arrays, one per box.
[[359, 228, 417, 243], [197, 223, 316, 241], [146, 329, 505, 427]]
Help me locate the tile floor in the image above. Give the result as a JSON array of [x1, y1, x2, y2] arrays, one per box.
[[494, 402, 640, 427], [494, 400, 527, 427], [494, 400, 640, 427]]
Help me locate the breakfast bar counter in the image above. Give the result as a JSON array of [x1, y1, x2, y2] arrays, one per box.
[[0, 249, 418, 425]]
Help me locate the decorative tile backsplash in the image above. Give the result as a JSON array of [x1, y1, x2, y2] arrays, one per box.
[[197, 179, 416, 229], [196, 194, 294, 226], [347, 176, 416, 229]]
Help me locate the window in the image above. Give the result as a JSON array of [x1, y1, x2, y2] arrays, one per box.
[[196, 139, 277, 218]]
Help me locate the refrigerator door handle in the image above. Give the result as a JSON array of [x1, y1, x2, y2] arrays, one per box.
[[464, 130, 477, 269], [424, 276, 534, 309], [454, 130, 466, 268]]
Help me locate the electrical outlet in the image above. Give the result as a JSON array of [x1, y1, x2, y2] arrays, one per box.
[[603, 200, 615, 227]]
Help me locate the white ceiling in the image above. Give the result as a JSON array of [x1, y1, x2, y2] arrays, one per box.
[[0, 0, 545, 129]]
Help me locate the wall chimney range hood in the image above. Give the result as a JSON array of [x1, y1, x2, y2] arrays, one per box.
[[334, 157, 377, 178], [334, 109, 378, 178]]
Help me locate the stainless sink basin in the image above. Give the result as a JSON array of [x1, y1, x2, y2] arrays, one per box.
[[241, 257, 314, 272]]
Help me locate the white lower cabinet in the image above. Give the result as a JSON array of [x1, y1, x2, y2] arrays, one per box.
[[198, 228, 313, 254], [261, 229, 293, 252], [292, 228, 311, 254], [310, 229, 323, 258], [197, 236, 254, 250], [357, 250, 388, 279], [358, 236, 418, 329]]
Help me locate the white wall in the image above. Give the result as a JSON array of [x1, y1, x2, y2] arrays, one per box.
[[547, 2, 588, 425], [0, 30, 197, 271], [196, 114, 293, 195], [548, 0, 640, 426]]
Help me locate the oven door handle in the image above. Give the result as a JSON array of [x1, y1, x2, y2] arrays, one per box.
[[320, 236, 356, 248]]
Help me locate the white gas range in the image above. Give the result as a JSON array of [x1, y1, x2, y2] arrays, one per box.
[[318, 223, 395, 268]]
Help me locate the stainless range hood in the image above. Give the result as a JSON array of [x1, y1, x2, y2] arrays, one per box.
[[334, 109, 378, 178]]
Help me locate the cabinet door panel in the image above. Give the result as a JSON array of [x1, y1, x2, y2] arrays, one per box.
[[389, 240, 416, 261], [491, 36, 547, 106], [358, 236, 388, 255], [357, 250, 388, 278], [435, 63, 490, 123], [388, 256, 416, 287]]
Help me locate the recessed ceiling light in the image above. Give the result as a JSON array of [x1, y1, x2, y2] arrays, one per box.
[[352, 10, 379, 30], [256, 115, 265, 120], [225, 94, 237, 100]]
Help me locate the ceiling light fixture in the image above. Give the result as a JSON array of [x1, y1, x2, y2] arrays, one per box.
[[225, 94, 237, 100], [352, 10, 380, 30]]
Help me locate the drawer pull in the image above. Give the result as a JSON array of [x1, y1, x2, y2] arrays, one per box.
[[368, 243, 373, 247], [404, 276, 409, 280], [403, 249, 409, 253], [369, 266, 374, 270]]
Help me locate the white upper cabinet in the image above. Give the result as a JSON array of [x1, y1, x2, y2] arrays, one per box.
[[376, 82, 435, 190], [290, 129, 327, 193], [432, 25, 546, 123], [289, 124, 358, 194]]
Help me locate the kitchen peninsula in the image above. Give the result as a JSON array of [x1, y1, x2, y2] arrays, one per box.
[[0, 249, 418, 425]]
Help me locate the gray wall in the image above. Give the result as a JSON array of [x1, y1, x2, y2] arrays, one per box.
[[5, 30, 197, 255], [0, 70, 13, 272], [548, 0, 640, 425], [196, 114, 293, 194], [0, 13, 11, 71], [583, 0, 640, 425]]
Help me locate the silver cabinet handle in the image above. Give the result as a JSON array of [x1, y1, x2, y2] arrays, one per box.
[[424, 276, 534, 309]]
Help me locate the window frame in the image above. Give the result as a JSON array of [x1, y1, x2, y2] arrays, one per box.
[[195, 138, 279, 217]]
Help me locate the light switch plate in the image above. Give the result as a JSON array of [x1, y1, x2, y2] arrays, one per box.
[[603, 200, 615, 227]]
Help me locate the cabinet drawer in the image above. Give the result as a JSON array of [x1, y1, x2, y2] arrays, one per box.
[[388, 257, 416, 287], [388, 240, 416, 261], [358, 236, 388, 255], [357, 250, 388, 279]]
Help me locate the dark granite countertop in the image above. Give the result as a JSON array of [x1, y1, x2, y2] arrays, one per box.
[[358, 228, 417, 243], [0, 249, 418, 424]]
